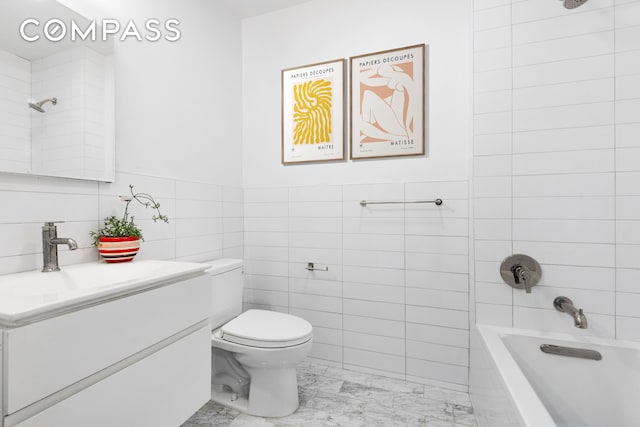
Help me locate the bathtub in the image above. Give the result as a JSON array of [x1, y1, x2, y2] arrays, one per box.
[[470, 324, 640, 427]]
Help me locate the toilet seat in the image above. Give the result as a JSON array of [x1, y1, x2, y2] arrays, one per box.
[[220, 309, 312, 348]]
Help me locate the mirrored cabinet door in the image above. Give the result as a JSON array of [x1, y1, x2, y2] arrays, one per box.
[[0, 0, 115, 182]]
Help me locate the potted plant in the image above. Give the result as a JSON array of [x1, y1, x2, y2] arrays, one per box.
[[90, 185, 169, 263]]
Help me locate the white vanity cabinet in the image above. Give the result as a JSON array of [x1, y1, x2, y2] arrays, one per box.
[[0, 261, 211, 427]]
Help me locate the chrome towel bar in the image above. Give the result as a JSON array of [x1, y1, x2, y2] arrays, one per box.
[[359, 198, 443, 207]]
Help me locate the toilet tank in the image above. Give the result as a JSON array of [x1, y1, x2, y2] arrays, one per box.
[[204, 259, 244, 329]]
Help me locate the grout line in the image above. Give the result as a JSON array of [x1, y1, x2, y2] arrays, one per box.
[[340, 184, 345, 371], [613, 0, 619, 340], [509, 0, 516, 328], [403, 181, 408, 381], [510, 26, 616, 48]]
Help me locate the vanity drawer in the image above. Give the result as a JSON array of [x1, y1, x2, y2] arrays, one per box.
[[12, 325, 211, 427], [3, 275, 209, 414]]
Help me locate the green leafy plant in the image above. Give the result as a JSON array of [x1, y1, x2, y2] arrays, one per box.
[[90, 185, 169, 246]]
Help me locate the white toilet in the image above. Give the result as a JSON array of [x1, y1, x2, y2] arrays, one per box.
[[204, 259, 313, 418]]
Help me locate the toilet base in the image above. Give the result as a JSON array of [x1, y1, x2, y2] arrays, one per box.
[[243, 365, 299, 417], [210, 329, 312, 418], [212, 366, 300, 417], [211, 365, 299, 417], [211, 387, 250, 414]]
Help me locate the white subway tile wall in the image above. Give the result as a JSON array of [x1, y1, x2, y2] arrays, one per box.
[[31, 47, 108, 178], [244, 181, 470, 391], [0, 172, 243, 275], [0, 50, 30, 173], [473, 0, 640, 340]]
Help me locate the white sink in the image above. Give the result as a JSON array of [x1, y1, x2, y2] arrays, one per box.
[[0, 260, 208, 327]]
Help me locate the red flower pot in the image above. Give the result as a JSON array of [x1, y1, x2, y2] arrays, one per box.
[[97, 236, 141, 263]]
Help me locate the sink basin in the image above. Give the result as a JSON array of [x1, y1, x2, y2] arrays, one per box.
[[0, 260, 208, 327]]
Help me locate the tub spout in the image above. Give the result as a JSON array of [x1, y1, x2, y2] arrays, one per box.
[[554, 296, 588, 329], [574, 308, 588, 329]]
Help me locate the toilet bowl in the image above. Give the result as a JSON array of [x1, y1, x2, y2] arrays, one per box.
[[204, 259, 313, 418]]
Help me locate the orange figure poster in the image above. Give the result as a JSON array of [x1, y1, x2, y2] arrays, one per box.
[[350, 44, 426, 159]]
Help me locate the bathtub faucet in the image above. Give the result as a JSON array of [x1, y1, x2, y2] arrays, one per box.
[[553, 296, 587, 329]]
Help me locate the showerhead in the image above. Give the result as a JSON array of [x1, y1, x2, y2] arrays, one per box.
[[28, 103, 44, 113], [28, 98, 57, 113], [563, 0, 589, 9]]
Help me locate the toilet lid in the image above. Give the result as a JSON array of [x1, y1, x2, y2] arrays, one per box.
[[220, 309, 313, 348]]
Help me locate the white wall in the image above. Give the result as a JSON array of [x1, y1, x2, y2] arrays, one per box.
[[472, 0, 640, 341], [111, 0, 243, 186], [0, 0, 244, 275], [242, 0, 472, 187], [241, 0, 473, 390]]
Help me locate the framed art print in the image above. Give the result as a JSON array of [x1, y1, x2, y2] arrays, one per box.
[[350, 44, 425, 159], [281, 59, 345, 164]]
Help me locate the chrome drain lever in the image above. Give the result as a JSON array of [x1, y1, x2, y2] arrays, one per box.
[[540, 344, 602, 361]]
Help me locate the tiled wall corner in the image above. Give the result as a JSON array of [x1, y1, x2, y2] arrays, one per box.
[[473, 0, 513, 328], [615, 0, 640, 342], [222, 186, 244, 259], [175, 180, 224, 262], [243, 187, 290, 314]]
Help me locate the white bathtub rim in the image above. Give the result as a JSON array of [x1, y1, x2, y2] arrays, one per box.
[[476, 324, 556, 427], [481, 324, 640, 351], [477, 324, 640, 427]]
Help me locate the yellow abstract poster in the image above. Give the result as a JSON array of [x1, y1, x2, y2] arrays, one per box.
[[282, 59, 345, 164], [350, 44, 426, 159], [293, 79, 333, 145]]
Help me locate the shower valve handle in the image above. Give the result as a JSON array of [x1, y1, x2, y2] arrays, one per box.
[[500, 254, 541, 294]]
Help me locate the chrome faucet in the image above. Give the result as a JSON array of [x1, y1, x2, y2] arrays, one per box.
[[42, 222, 78, 272], [554, 296, 588, 329]]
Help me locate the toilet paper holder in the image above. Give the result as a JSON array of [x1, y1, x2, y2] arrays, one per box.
[[306, 262, 328, 272]]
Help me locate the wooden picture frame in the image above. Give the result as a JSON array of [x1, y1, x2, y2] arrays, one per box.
[[281, 59, 345, 164], [350, 44, 426, 160]]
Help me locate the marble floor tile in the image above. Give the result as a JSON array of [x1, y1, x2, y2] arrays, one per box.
[[300, 373, 344, 395], [182, 362, 477, 427], [298, 362, 330, 377], [182, 400, 240, 427], [424, 420, 474, 427], [323, 367, 375, 386], [369, 376, 425, 396], [338, 381, 395, 408], [424, 386, 472, 407]]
